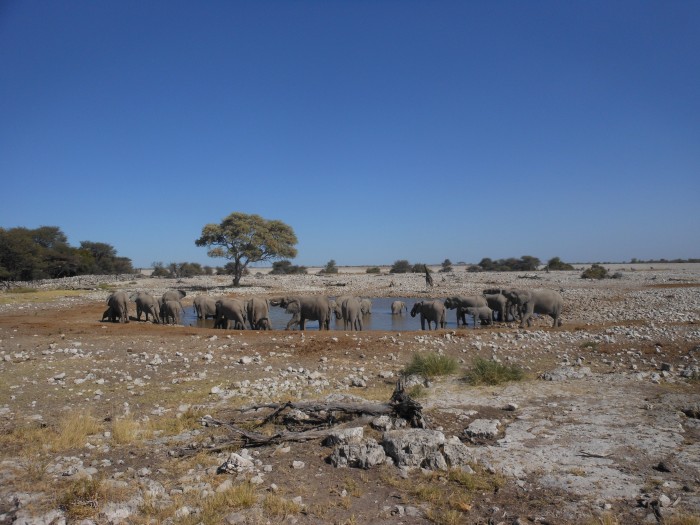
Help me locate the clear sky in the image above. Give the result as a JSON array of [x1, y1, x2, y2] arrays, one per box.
[[2, 1, 699, 268]]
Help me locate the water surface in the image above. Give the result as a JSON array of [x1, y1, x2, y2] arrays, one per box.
[[182, 297, 476, 331]]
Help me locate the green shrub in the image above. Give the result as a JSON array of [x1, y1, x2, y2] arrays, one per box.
[[464, 357, 524, 385], [390, 260, 411, 274], [581, 264, 608, 279], [365, 266, 381, 274], [404, 353, 459, 378]]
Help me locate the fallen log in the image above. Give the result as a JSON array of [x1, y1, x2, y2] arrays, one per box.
[[175, 379, 426, 454]]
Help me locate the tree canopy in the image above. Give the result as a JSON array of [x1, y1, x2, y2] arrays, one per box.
[[195, 212, 298, 286], [0, 226, 133, 281]]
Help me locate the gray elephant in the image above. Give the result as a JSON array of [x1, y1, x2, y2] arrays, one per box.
[[391, 300, 407, 315], [160, 300, 183, 325], [334, 296, 363, 331], [359, 298, 372, 315], [193, 295, 218, 320], [105, 291, 129, 323], [246, 297, 271, 330], [214, 298, 247, 329], [282, 301, 302, 330], [162, 290, 186, 304], [484, 288, 522, 322], [463, 306, 493, 328], [482, 293, 507, 322], [271, 296, 331, 331], [508, 289, 564, 328], [444, 295, 488, 326], [410, 300, 446, 330], [130, 292, 160, 323]]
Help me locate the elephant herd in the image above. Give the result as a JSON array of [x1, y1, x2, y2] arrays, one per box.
[[415, 288, 564, 330], [102, 287, 563, 331]]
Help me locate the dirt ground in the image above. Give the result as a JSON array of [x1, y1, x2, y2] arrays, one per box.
[[1, 269, 699, 525]]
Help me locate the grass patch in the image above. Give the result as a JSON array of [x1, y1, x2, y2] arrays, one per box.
[[665, 515, 700, 525], [53, 411, 102, 451], [464, 357, 524, 386], [403, 353, 459, 379], [6, 286, 38, 293], [404, 467, 506, 525], [580, 341, 599, 351], [262, 494, 303, 519], [0, 289, 85, 305], [111, 416, 144, 445], [58, 477, 105, 520], [200, 483, 258, 518]]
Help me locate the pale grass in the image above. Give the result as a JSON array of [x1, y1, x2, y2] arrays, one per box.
[[262, 494, 302, 519], [53, 411, 102, 451], [0, 289, 86, 305], [57, 477, 106, 521], [111, 416, 146, 445], [663, 515, 700, 525]]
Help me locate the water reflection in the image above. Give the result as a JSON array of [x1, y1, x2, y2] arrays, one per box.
[[182, 297, 476, 331]]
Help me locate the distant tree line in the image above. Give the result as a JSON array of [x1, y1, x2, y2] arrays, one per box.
[[0, 226, 134, 281], [629, 258, 700, 264]]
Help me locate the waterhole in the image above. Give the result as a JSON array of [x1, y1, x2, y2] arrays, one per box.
[[181, 297, 479, 331]]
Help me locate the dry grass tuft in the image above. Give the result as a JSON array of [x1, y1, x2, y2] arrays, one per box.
[[57, 477, 105, 520], [53, 411, 102, 451], [111, 416, 144, 445], [464, 357, 524, 386], [262, 494, 303, 519]]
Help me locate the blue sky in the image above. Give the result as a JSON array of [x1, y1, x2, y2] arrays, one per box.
[[2, 1, 698, 268]]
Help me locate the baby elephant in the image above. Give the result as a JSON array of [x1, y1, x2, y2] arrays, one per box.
[[391, 301, 407, 315], [464, 306, 493, 328]]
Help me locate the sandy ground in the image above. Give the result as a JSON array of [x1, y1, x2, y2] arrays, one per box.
[[1, 267, 699, 525]]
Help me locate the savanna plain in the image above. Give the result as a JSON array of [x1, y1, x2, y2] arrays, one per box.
[[1, 265, 699, 525]]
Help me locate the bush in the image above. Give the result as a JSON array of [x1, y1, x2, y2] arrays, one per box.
[[412, 263, 429, 273], [319, 259, 338, 274], [581, 264, 608, 279], [270, 260, 307, 275], [390, 260, 411, 274], [365, 266, 381, 274], [464, 357, 524, 385], [403, 353, 459, 378], [546, 257, 574, 271]]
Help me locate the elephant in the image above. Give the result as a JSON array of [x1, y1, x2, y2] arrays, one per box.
[[101, 306, 116, 322], [246, 297, 271, 330], [484, 288, 522, 321], [162, 290, 186, 304], [444, 295, 488, 326], [105, 291, 129, 323], [282, 301, 302, 330], [193, 295, 218, 320], [271, 296, 331, 331], [359, 298, 372, 315], [482, 293, 507, 322], [410, 300, 446, 330], [160, 300, 183, 325], [463, 306, 494, 328], [130, 292, 160, 323], [214, 298, 247, 329], [333, 296, 363, 331], [391, 300, 407, 315], [508, 289, 564, 328]]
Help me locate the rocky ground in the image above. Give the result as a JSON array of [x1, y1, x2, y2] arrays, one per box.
[[0, 266, 699, 525]]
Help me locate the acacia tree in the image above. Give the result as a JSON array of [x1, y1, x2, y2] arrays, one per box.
[[195, 212, 298, 286]]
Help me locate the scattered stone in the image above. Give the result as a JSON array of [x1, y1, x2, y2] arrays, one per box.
[[465, 419, 501, 440]]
